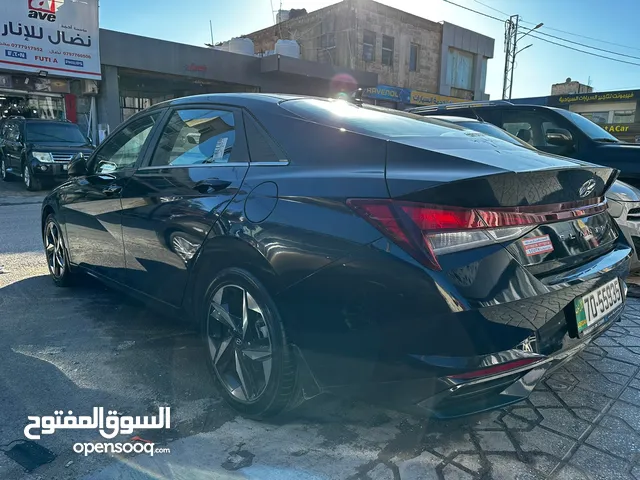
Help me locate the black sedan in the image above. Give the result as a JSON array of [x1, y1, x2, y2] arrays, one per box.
[[41, 94, 631, 419]]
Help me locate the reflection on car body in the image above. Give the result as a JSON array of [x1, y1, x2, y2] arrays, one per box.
[[42, 93, 631, 419]]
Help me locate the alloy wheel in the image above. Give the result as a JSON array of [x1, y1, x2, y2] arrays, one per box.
[[206, 284, 273, 403], [23, 165, 30, 188], [45, 221, 66, 278]]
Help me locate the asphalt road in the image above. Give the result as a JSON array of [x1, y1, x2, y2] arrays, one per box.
[[2, 178, 640, 480]]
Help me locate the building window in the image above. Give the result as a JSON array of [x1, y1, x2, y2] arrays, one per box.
[[321, 32, 335, 49], [321, 19, 336, 50], [363, 30, 375, 62], [613, 110, 635, 124], [447, 48, 475, 91], [581, 112, 609, 124], [480, 57, 488, 93], [409, 44, 419, 72], [382, 35, 394, 66]]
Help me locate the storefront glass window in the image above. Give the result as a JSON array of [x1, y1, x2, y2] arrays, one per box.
[[581, 111, 609, 124], [120, 92, 175, 122], [27, 96, 65, 120], [613, 110, 635, 124]]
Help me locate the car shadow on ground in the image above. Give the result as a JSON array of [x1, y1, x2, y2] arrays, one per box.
[[9, 275, 629, 479]]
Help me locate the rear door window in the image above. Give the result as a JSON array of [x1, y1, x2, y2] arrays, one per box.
[[149, 109, 239, 166]]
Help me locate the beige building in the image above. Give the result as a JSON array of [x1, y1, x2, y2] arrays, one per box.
[[551, 78, 593, 95], [244, 0, 495, 108]]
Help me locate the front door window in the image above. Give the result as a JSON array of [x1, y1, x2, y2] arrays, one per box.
[[89, 113, 161, 175]]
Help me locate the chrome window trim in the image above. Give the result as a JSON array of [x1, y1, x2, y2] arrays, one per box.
[[136, 160, 289, 171]]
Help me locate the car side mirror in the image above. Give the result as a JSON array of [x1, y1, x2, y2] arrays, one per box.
[[68, 153, 87, 177], [546, 128, 573, 147]]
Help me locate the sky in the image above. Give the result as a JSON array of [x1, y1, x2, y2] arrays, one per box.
[[99, 0, 640, 100]]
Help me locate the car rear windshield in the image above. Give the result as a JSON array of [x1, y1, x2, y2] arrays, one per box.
[[279, 98, 467, 138], [26, 123, 87, 144], [455, 121, 536, 150]]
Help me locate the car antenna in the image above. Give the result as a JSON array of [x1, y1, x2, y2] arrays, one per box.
[[470, 107, 485, 123]]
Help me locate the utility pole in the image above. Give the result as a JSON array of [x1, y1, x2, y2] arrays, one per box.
[[502, 15, 543, 100], [502, 15, 518, 100]]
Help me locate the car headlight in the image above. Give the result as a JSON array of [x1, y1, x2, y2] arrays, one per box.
[[32, 152, 54, 163], [608, 199, 624, 218]]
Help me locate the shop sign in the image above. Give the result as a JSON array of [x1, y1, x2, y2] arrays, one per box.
[[0, 74, 12, 88], [556, 91, 637, 105], [0, 0, 101, 80], [603, 124, 632, 133], [409, 90, 465, 106], [362, 85, 408, 103]]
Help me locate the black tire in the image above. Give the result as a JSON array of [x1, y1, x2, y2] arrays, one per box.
[[1, 156, 12, 181], [23, 163, 42, 191], [43, 214, 74, 287], [202, 267, 297, 418]]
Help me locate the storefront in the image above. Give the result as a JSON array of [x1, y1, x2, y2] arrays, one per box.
[[0, 73, 70, 119], [361, 84, 465, 110], [96, 30, 377, 137], [0, 0, 101, 134]]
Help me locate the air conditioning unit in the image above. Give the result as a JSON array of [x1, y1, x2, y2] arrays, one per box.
[[81, 79, 99, 96]]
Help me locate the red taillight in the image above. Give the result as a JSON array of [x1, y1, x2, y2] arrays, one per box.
[[347, 198, 607, 271], [447, 357, 543, 380]]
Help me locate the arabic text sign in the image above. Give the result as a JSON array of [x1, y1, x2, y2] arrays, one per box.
[[0, 0, 100, 80], [24, 407, 170, 440], [557, 91, 636, 104], [410, 90, 465, 106]]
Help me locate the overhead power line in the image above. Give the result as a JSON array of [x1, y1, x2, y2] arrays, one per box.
[[527, 33, 640, 68], [530, 30, 640, 61], [519, 19, 640, 54], [441, 0, 640, 68], [471, 0, 509, 17], [441, 0, 503, 22]]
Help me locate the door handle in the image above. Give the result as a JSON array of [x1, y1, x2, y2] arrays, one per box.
[[102, 184, 122, 196], [193, 178, 232, 193]]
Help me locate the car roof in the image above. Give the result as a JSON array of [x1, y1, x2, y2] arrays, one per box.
[[432, 115, 481, 123], [149, 92, 309, 112], [409, 101, 563, 115], [24, 118, 73, 123]]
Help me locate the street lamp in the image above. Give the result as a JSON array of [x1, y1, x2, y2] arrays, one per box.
[[503, 20, 543, 100], [517, 22, 543, 42]]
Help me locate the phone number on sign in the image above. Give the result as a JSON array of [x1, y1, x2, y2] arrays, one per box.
[[63, 52, 92, 58], [0, 42, 43, 51]]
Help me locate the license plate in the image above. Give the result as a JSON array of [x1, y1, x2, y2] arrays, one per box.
[[63, 164, 68, 171], [574, 278, 623, 335]]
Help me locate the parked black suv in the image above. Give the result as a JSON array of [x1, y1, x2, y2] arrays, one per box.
[[408, 101, 640, 189], [0, 117, 94, 190]]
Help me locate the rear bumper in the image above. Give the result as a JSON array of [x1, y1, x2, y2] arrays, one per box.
[[327, 302, 624, 418]]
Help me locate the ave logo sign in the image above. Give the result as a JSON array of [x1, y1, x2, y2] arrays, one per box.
[[28, 0, 57, 22]]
